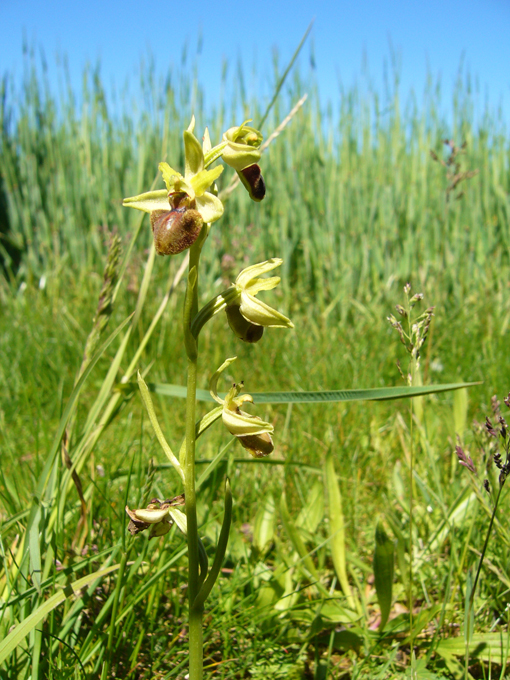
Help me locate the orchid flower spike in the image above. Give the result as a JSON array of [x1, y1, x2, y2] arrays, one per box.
[[209, 357, 274, 458]]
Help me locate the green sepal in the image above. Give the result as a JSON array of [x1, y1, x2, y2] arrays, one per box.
[[184, 130, 204, 180], [222, 123, 263, 171], [122, 189, 169, 214]]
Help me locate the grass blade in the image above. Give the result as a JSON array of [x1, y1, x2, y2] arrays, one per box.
[[0, 564, 121, 665], [279, 492, 318, 579], [148, 382, 481, 404]]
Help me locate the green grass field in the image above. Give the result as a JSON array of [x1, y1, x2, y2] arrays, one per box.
[[2, 49, 510, 678]]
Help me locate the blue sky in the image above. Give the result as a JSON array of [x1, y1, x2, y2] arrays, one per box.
[[2, 0, 510, 122]]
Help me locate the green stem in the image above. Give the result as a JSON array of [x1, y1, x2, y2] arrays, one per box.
[[189, 606, 204, 680], [407, 296, 415, 657], [409, 402, 414, 661], [470, 482, 504, 610], [184, 336, 202, 679], [190, 286, 238, 338], [464, 482, 504, 679], [183, 229, 209, 680], [184, 353, 202, 680]]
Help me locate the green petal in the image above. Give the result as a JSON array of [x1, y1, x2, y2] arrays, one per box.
[[240, 293, 294, 328], [191, 166, 224, 196], [123, 190, 169, 214], [184, 130, 204, 180], [222, 408, 274, 436], [159, 162, 182, 191], [209, 357, 237, 404], [170, 176, 195, 200], [196, 193, 224, 223]]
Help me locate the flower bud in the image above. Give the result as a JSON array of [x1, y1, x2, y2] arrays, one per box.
[[222, 124, 263, 171], [150, 207, 203, 255], [225, 304, 264, 343]]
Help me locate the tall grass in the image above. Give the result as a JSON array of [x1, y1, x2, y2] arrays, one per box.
[[2, 47, 510, 312], [2, 46, 510, 678]]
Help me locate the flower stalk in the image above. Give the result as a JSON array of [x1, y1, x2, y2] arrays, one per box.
[[123, 118, 293, 680]]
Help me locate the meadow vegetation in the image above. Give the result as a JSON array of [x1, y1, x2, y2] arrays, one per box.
[[1, 46, 510, 678]]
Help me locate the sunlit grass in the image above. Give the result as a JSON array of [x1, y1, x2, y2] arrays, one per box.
[[1, 47, 510, 678]]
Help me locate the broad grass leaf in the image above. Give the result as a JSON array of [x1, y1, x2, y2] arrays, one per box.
[[296, 480, 324, 534], [253, 493, 276, 552], [325, 454, 354, 608], [279, 493, 318, 579], [453, 386, 469, 436], [373, 520, 394, 631], [435, 632, 510, 666]]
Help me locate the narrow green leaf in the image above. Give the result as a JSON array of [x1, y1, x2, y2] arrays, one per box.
[[257, 18, 314, 129], [193, 479, 233, 611], [183, 266, 198, 360], [178, 406, 223, 468], [137, 372, 184, 481], [28, 506, 42, 594], [195, 407, 223, 439], [373, 520, 394, 631], [0, 564, 120, 665], [148, 381, 481, 404]]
